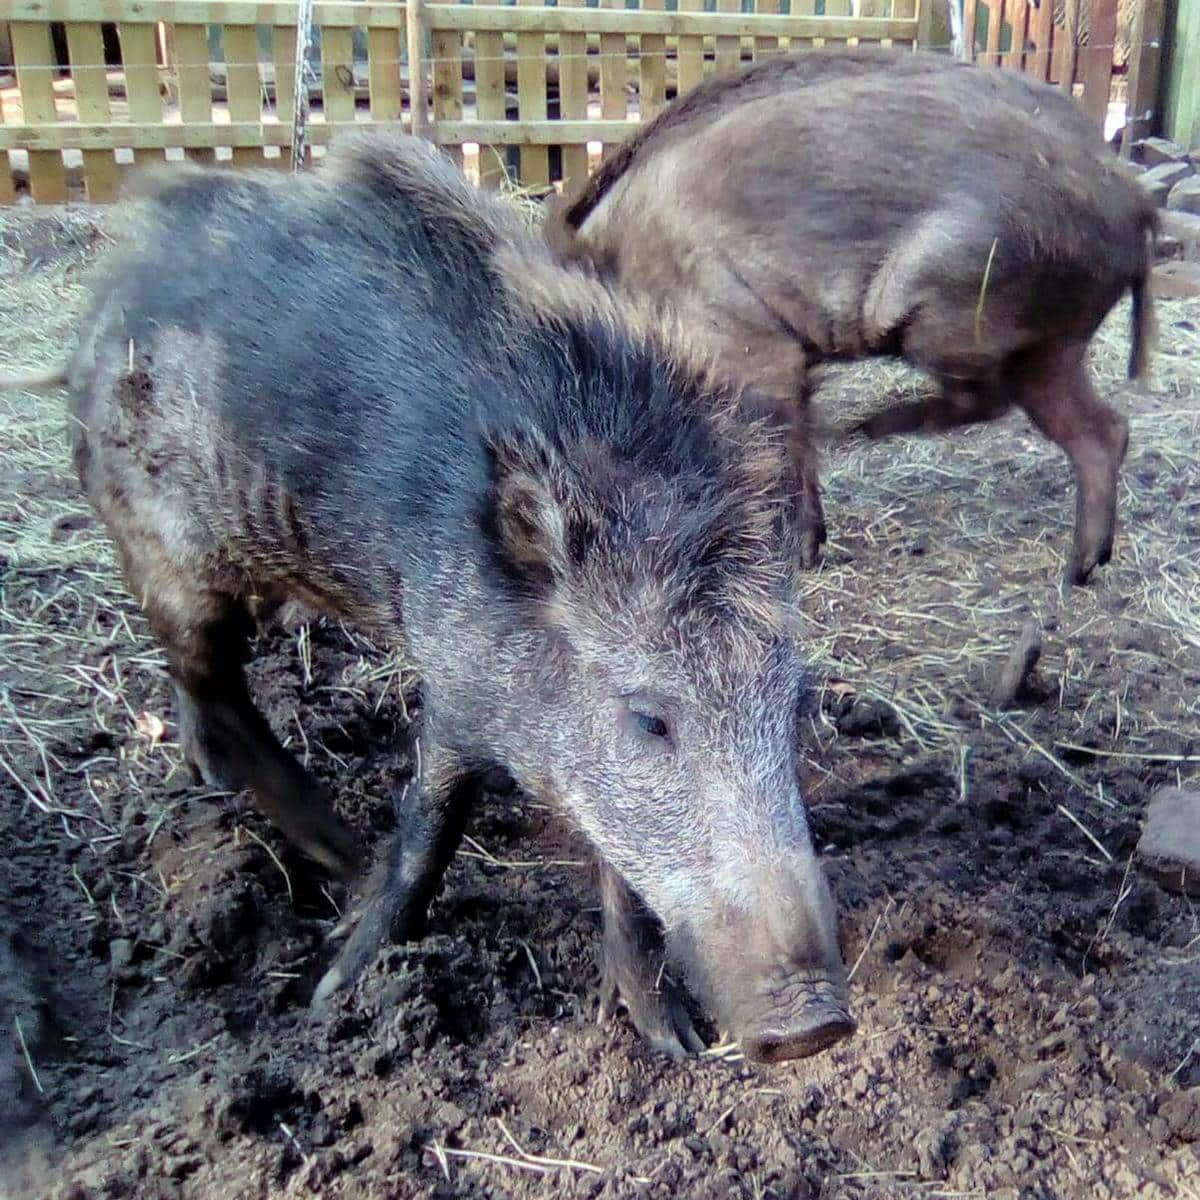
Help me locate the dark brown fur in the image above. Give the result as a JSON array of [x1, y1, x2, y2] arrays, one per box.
[[545, 51, 1158, 584]]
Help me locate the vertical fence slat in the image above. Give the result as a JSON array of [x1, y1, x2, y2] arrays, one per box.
[[788, 0, 817, 53], [820, 0, 852, 50], [1079, 0, 1116, 124], [598, 0, 626, 161], [1004, 0, 1028, 67], [962, 0, 978, 58], [982, 0, 1002, 64], [1059, 0, 1081, 92], [640, 0, 667, 120], [891, 0, 915, 50], [407, 0, 429, 137], [677, 0, 704, 96], [367, 8, 404, 125], [272, 24, 297, 169], [558, 30, 588, 193], [715, 0, 742, 75], [222, 25, 262, 166], [321, 23, 356, 131], [0, 99, 15, 205], [517, 0, 549, 186], [1028, 0, 1053, 79], [11, 21, 68, 202], [175, 24, 215, 165], [754, 0, 781, 60], [473, 29, 506, 187], [854, 0, 881, 47], [432, 27, 463, 166], [119, 22, 166, 166], [1122, 0, 1165, 155], [66, 22, 118, 202]]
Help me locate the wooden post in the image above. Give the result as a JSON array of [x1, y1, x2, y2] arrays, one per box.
[[1121, 0, 1165, 154], [273, 23, 298, 169], [1164, 0, 1200, 150], [407, 0, 430, 137], [915, 0, 936, 50]]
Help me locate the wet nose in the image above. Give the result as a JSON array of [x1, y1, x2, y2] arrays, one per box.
[[742, 1001, 856, 1063]]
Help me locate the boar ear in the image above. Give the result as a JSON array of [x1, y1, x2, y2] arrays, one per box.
[[483, 431, 598, 597]]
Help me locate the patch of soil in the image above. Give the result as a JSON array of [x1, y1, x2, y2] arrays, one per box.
[[0, 205, 1197, 1200]]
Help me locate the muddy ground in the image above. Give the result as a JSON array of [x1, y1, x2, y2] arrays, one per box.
[[0, 203, 1197, 1200]]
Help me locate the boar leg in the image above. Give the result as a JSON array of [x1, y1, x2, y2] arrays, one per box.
[[120, 544, 361, 878], [597, 863, 704, 1059], [854, 377, 1011, 440], [791, 389, 827, 569], [1006, 344, 1129, 585], [312, 741, 477, 1009]]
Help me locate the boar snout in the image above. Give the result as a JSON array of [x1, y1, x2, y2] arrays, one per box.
[[739, 968, 856, 1064], [677, 850, 856, 1063]]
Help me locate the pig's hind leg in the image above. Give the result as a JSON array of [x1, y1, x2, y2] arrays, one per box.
[[853, 376, 1011, 440], [1004, 342, 1129, 585], [312, 737, 478, 1009], [598, 864, 705, 1059], [112, 533, 361, 880]]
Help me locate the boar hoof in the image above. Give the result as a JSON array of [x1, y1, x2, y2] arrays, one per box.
[[311, 886, 421, 1014], [599, 965, 705, 1060]]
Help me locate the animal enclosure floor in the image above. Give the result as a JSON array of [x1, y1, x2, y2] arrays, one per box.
[[0, 203, 1198, 1200]]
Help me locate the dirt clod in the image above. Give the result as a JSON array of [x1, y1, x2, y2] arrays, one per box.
[[1137, 787, 1200, 897]]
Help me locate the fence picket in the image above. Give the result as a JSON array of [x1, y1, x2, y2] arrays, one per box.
[[119, 22, 166, 167], [517, 0, 549, 184], [12, 21, 68, 201], [432, 25, 464, 167], [222, 25, 262, 166], [65, 22, 120, 200], [640, 0, 667, 120], [676, 0, 704, 96], [474, 29, 508, 187]]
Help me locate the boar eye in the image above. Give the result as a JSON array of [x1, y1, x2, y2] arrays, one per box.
[[633, 711, 670, 740]]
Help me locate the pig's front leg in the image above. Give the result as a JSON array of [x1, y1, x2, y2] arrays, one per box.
[[312, 739, 477, 1010], [597, 862, 705, 1060]]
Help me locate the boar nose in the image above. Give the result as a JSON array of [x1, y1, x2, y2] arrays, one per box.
[[742, 998, 856, 1064]]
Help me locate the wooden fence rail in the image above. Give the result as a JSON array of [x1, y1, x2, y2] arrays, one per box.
[[0, 0, 1139, 204]]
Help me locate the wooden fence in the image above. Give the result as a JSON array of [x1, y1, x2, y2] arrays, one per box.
[[0, 0, 1146, 205]]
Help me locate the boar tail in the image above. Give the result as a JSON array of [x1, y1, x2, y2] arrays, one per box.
[[1127, 218, 1157, 382], [0, 363, 70, 392]]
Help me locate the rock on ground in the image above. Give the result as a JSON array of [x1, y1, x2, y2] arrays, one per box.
[[1137, 787, 1200, 897]]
